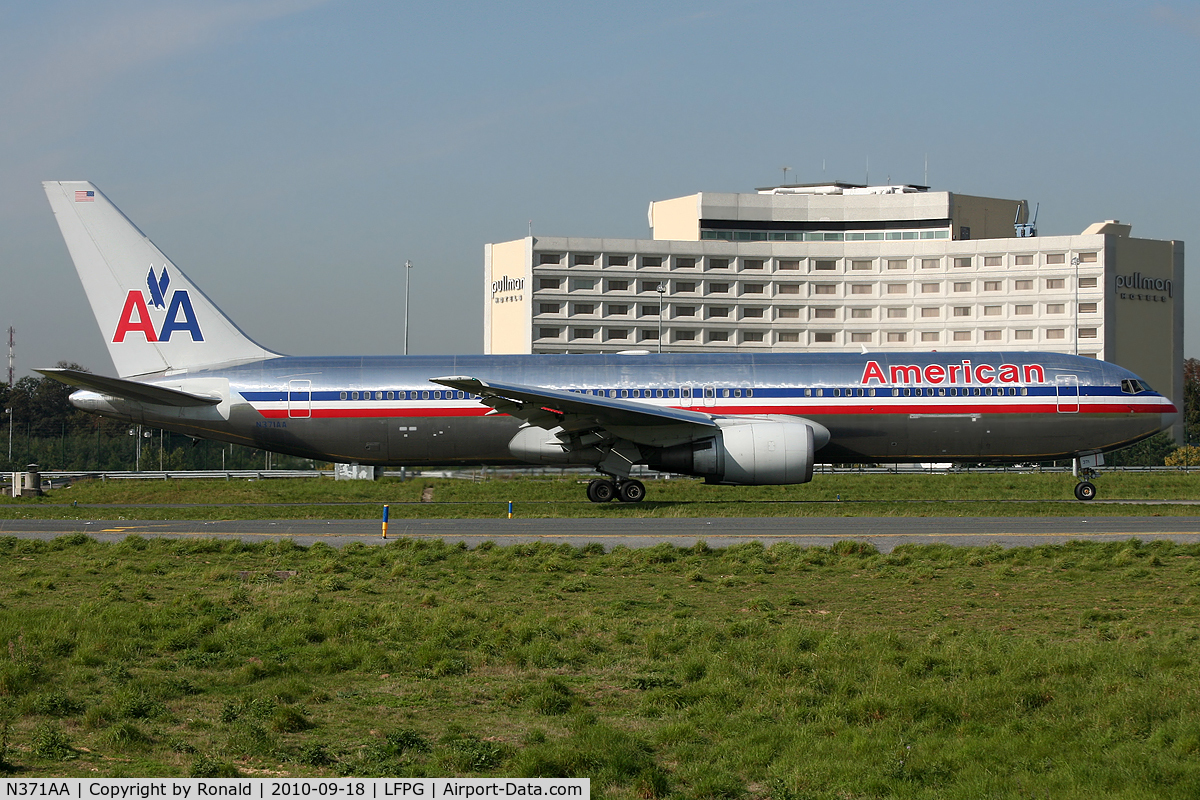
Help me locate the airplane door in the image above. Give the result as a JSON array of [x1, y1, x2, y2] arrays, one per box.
[[1056, 374, 1079, 413], [287, 380, 311, 419], [703, 385, 716, 407]]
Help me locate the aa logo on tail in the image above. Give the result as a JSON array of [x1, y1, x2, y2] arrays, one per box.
[[112, 266, 204, 343]]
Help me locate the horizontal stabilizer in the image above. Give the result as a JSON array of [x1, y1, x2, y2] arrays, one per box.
[[36, 368, 222, 407]]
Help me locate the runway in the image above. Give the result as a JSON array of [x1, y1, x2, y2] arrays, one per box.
[[4, 516, 1200, 552]]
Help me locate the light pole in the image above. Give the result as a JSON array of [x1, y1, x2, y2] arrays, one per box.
[[656, 283, 666, 354], [1071, 256, 1080, 355], [4, 407, 10, 464], [403, 260, 413, 356]]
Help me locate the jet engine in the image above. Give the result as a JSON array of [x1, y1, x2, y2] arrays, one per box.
[[645, 419, 822, 485]]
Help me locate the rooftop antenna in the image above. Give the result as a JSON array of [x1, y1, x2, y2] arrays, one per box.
[[6, 327, 12, 387], [781, 166, 792, 185], [924, 153, 928, 186], [865, 155, 869, 186]]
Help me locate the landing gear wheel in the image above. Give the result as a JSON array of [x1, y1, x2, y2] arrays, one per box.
[[618, 479, 646, 503], [1074, 481, 1097, 501], [587, 479, 616, 503]]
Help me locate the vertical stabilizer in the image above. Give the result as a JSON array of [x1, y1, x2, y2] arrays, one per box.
[[43, 181, 279, 377]]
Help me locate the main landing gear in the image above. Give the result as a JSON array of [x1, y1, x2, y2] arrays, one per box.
[[1073, 453, 1103, 501], [586, 476, 646, 503]]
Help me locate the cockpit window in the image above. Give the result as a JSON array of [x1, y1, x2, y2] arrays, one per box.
[[1121, 379, 1151, 394]]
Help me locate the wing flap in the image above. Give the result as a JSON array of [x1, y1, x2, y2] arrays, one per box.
[[37, 368, 222, 407]]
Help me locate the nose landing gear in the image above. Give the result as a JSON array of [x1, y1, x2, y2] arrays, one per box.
[[1073, 453, 1103, 501], [586, 476, 646, 503]]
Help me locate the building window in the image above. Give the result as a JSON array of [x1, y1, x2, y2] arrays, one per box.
[[814, 259, 837, 271], [674, 330, 696, 342], [921, 331, 939, 342], [1015, 255, 1034, 266], [851, 260, 873, 271], [673, 306, 696, 317], [1014, 280, 1033, 290], [887, 284, 908, 294], [639, 280, 662, 293], [742, 259, 764, 270], [570, 278, 595, 291], [921, 258, 940, 269], [571, 303, 595, 315], [921, 283, 939, 293], [851, 332, 872, 343], [984, 281, 1001, 291], [1079, 302, 1097, 313], [708, 282, 730, 294], [1079, 277, 1097, 288], [1046, 303, 1064, 314], [675, 257, 696, 268], [607, 329, 629, 340], [886, 307, 907, 318], [777, 307, 800, 319], [641, 256, 663, 268], [850, 284, 872, 295], [572, 328, 595, 339], [953, 331, 972, 342], [813, 308, 836, 319], [920, 307, 939, 318], [953, 282, 971, 292], [538, 327, 560, 339], [984, 256, 1003, 267], [708, 331, 729, 342], [983, 330, 1002, 341], [539, 253, 562, 265], [743, 331, 765, 343], [1078, 252, 1098, 263], [953, 257, 972, 268], [538, 303, 560, 314], [778, 331, 800, 343], [742, 283, 765, 294], [639, 304, 660, 316], [778, 259, 800, 270], [708, 258, 729, 270], [640, 329, 658, 340], [983, 305, 1001, 316], [708, 306, 730, 318], [1014, 330, 1033, 340], [813, 284, 836, 295], [675, 281, 696, 292], [606, 279, 629, 291], [887, 259, 908, 270], [1045, 253, 1066, 265], [573, 254, 595, 266], [887, 332, 907, 342], [742, 307, 765, 319], [812, 332, 836, 343], [538, 278, 561, 290], [778, 283, 801, 294], [953, 307, 971, 317], [1014, 304, 1033, 315], [1079, 328, 1098, 338], [1047, 329, 1065, 339], [851, 308, 872, 319]]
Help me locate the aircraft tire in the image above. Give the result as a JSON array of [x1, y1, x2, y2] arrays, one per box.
[[587, 479, 617, 503], [618, 480, 646, 503], [1074, 481, 1097, 501]]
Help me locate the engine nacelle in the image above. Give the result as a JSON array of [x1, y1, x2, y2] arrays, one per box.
[[646, 420, 817, 485]]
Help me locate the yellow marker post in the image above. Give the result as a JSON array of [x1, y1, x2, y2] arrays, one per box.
[[381, 504, 389, 539]]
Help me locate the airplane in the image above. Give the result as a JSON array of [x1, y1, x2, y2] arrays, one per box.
[[38, 181, 1177, 503]]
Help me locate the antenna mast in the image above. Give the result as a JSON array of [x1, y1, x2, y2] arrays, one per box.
[[6, 327, 12, 387]]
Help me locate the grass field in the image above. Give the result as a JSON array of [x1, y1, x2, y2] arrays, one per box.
[[1, 472, 1200, 519], [1, 533, 1199, 798]]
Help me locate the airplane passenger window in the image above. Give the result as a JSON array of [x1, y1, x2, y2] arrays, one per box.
[[656, 389, 664, 398], [387, 391, 394, 400], [434, 391, 442, 399], [938, 388, 946, 397], [422, 391, 430, 400], [1020, 388, 1028, 396], [815, 389, 823, 397], [746, 389, 753, 397], [609, 390, 617, 398], [734, 389, 742, 398], [868, 389, 876, 397], [804, 389, 812, 397], [351, 391, 359, 400], [834, 389, 841, 397], [667, 389, 676, 398], [376, 392, 383, 400], [340, 391, 347, 400]]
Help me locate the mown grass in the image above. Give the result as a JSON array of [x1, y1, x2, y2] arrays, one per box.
[[0, 534, 1198, 797], [1, 472, 1199, 519]]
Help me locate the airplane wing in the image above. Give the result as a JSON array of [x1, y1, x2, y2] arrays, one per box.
[[37, 368, 222, 407], [429, 375, 718, 448]]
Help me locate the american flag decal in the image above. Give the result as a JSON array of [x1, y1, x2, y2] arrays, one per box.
[[75, 190, 95, 202]]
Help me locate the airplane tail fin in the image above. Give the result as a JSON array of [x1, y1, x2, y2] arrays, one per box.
[[42, 181, 279, 378]]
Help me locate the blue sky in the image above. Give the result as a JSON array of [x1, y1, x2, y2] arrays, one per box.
[[2, 1, 1198, 377]]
